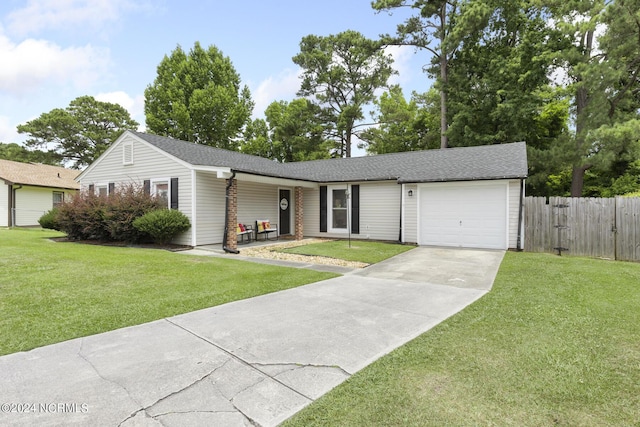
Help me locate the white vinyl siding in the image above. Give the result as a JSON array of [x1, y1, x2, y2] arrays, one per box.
[[303, 187, 320, 237], [79, 134, 193, 245], [508, 179, 523, 249], [237, 181, 279, 230], [169, 176, 192, 245], [194, 172, 225, 245], [13, 186, 76, 226], [304, 181, 401, 241], [0, 184, 8, 227], [403, 184, 418, 244], [359, 181, 401, 241]]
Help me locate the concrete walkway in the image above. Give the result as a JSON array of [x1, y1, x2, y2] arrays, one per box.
[[0, 247, 504, 427]]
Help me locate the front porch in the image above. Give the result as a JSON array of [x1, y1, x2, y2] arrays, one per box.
[[222, 175, 308, 251]]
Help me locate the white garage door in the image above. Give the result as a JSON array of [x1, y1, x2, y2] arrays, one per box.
[[419, 181, 508, 250]]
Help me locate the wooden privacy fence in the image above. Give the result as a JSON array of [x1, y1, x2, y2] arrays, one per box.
[[524, 197, 640, 261]]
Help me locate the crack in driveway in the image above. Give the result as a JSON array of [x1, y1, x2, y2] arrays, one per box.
[[251, 361, 352, 377], [113, 354, 233, 426], [165, 318, 314, 400]]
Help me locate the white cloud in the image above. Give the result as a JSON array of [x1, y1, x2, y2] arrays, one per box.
[[385, 45, 416, 86], [0, 31, 109, 96], [250, 68, 302, 118], [0, 115, 20, 143], [95, 91, 145, 130], [5, 0, 142, 37]]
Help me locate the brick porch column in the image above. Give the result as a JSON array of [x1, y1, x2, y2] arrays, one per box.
[[295, 186, 304, 240], [226, 177, 238, 251]]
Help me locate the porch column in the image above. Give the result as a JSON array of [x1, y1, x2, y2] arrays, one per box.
[[295, 186, 304, 240], [226, 177, 238, 251]]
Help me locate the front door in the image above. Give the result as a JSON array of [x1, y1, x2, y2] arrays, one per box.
[[279, 189, 291, 235]]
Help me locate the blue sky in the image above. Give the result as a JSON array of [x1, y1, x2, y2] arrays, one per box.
[[0, 0, 433, 149]]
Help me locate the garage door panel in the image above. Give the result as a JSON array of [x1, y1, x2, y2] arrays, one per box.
[[419, 181, 507, 250], [424, 230, 459, 239]]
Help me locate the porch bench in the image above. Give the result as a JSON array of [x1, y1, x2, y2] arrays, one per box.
[[255, 219, 278, 241], [237, 223, 253, 243]]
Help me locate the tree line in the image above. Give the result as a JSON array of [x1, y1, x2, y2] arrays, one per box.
[[4, 0, 639, 198]]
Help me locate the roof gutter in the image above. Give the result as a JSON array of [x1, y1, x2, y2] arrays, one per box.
[[222, 171, 239, 254], [397, 175, 527, 184], [7, 183, 79, 191]]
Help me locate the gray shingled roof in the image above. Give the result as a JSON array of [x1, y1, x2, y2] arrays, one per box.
[[133, 131, 527, 183], [132, 131, 288, 177]]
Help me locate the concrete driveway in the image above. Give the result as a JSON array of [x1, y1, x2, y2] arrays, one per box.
[[0, 247, 504, 427]]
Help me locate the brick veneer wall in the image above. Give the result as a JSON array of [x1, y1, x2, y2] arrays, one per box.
[[225, 178, 238, 251], [295, 186, 303, 240]]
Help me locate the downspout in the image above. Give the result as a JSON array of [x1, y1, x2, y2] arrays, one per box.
[[516, 178, 525, 251], [10, 184, 23, 227], [347, 183, 351, 248], [398, 183, 403, 243], [6, 182, 11, 226], [222, 171, 240, 254]]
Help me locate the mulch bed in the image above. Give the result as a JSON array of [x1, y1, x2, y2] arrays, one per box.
[[49, 236, 193, 252]]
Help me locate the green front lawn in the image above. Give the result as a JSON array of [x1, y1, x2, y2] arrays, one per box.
[[0, 229, 338, 356], [281, 239, 414, 264], [284, 252, 640, 426]]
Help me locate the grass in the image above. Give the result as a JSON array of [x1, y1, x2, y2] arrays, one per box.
[[281, 239, 415, 264], [0, 228, 338, 356], [283, 252, 640, 427]]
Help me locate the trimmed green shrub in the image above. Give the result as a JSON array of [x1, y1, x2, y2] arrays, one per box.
[[133, 209, 191, 244], [38, 208, 60, 230]]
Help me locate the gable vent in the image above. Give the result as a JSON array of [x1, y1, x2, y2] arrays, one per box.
[[123, 141, 133, 165]]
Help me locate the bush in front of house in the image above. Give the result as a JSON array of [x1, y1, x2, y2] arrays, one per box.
[[104, 184, 165, 242], [56, 191, 110, 240], [57, 184, 164, 242], [133, 209, 191, 245], [38, 208, 61, 231]]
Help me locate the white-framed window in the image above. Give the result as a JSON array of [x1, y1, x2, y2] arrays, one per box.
[[53, 191, 64, 207], [123, 141, 134, 165], [151, 179, 169, 207], [96, 184, 108, 197], [328, 185, 350, 233]]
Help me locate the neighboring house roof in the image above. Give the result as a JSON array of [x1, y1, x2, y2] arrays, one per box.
[[131, 131, 528, 183], [0, 159, 80, 190]]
